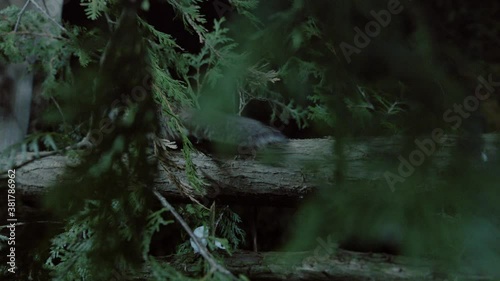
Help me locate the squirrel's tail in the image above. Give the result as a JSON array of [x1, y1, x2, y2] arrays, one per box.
[[158, 109, 287, 149]]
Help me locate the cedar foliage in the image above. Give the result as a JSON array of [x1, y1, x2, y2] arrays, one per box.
[[1, 0, 500, 280]]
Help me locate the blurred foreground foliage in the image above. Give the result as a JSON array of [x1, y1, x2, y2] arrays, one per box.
[[0, 0, 499, 280]]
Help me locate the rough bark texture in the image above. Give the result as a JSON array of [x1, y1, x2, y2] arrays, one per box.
[[157, 249, 489, 281], [2, 134, 500, 210]]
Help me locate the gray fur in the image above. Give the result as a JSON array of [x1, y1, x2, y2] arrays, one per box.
[[158, 108, 287, 149]]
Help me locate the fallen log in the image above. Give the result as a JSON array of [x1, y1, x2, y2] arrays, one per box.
[[2, 134, 499, 212], [153, 249, 491, 281]]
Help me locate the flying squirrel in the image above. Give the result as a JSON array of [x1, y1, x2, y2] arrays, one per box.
[[157, 108, 288, 151]]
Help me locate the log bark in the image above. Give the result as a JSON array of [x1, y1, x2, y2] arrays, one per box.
[[2, 134, 500, 210], [154, 249, 490, 281]]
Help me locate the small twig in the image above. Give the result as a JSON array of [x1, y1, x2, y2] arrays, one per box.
[[0, 130, 93, 174], [185, 15, 205, 43], [104, 12, 116, 32], [28, 0, 66, 32], [0, 149, 61, 174], [153, 190, 237, 280], [14, 0, 31, 32], [40, 0, 50, 15], [74, 131, 94, 150], [50, 95, 66, 125], [214, 206, 226, 229]]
